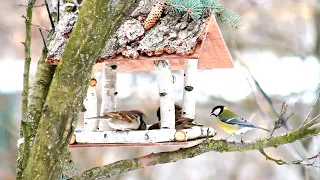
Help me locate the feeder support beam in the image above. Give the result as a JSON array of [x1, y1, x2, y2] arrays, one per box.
[[99, 62, 118, 131], [154, 60, 175, 129], [182, 59, 198, 119], [83, 77, 99, 132]]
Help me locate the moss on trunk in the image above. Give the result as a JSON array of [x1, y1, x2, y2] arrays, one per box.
[[22, 0, 140, 179]]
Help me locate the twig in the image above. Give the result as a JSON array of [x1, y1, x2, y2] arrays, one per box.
[[270, 102, 294, 136], [259, 149, 320, 168], [305, 114, 320, 128], [18, 4, 45, 8], [57, 0, 60, 23], [44, 0, 55, 31], [259, 149, 288, 165], [301, 91, 320, 127], [32, 23, 50, 32], [38, 28, 47, 50], [292, 151, 320, 168]]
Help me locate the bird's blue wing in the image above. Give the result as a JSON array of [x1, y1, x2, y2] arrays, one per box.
[[221, 117, 256, 128]]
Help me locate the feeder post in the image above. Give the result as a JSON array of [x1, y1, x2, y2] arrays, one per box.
[[154, 60, 175, 129], [182, 59, 198, 119], [83, 77, 99, 132], [99, 62, 118, 131]]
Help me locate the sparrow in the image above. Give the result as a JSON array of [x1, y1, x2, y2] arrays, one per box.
[[148, 117, 202, 130], [210, 105, 270, 142], [148, 104, 183, 130], [89, 110, 147, 131], [174, 117, 203, 130], [156, 104, 183, 121]]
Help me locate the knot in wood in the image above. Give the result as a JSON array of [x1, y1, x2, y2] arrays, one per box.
[[185, 86, 194, 91], [159, 92, 167, 97], [110, 65, 117, 70]]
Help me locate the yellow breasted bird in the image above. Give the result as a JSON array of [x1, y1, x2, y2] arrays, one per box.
[[210, 105, 270, 142]]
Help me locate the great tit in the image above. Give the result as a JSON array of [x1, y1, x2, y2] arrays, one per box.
[[210, 105, 270, 142]]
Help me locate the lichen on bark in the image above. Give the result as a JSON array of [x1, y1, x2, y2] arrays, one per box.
[[22, 0, 141, 179]]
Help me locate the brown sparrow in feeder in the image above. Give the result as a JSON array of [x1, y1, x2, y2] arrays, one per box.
[[175, 117, 203, 130], [148, 116, 203, 130], [148, 104, 182, 130], [89, 110, 147, 131], [156, 104, 183, 121]]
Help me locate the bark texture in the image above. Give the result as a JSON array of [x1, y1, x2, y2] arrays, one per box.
[[47, 0, 209, 62], [22, 0, 140, 179]]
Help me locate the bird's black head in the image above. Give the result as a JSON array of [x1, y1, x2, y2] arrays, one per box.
[[210, 105, 225, 116]]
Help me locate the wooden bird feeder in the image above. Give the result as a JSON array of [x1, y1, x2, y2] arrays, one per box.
[[47, 0, 233, 148]]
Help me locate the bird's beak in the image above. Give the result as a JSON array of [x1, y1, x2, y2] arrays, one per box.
[[209, 113, 214, 116]]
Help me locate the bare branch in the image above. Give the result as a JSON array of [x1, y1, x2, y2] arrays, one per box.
[[292, 152, 320, 168], [259, 149, 320, 168], [44, 0, 55, 31], [259, 149, 288, 165], [301, 91, 320, 127], [32, 23, 50, 32], [305, 114, 320, 128], [18, 4, 45, 8], [270, 102, 294, 136], [38, 28, 47, 50]]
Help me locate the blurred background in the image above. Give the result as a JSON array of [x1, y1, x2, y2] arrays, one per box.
[[0, 0, 320, 179]]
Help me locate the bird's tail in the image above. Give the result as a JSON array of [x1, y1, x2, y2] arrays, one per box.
[[252, 125, 270, 132]]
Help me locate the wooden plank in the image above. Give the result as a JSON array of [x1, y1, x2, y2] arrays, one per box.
[[72, 127, 216, 144], [69, 137, 214, 148]]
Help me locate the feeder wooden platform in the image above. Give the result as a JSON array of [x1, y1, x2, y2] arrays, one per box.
[[69, 137, 215, 148], [69, 126, 216, 147]]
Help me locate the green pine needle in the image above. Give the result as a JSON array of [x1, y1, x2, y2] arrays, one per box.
[[215, 9, 241, 29], [168, 0, 204, 20], [166, 0, 241, 30]]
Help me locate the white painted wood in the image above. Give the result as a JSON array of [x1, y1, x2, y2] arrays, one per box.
[[182, 59, 198, 119], [75, 129, 176, 143], [83, 80, 99, 132], [99, 62, 118, 131], [74, 126, 216, 144], [175, 126, 216, 142], [154, 60, 175, 129]]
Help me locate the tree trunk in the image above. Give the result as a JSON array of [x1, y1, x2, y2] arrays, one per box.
[[20, 0, 140, 179]]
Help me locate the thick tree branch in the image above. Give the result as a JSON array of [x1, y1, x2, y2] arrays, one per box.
[[17, 0, 36, 179], [23, 0, 140, 179], [71, 124, 320, 179]]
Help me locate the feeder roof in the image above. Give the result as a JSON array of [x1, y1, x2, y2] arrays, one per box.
[[95, 15, 233, 72]]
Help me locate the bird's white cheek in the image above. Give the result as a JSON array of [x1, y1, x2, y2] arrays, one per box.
[[213, 109, 221, 115]]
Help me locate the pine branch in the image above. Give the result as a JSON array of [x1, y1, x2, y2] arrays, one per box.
[[166, 0, 241, 30], [215, 9, 241, 29]]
